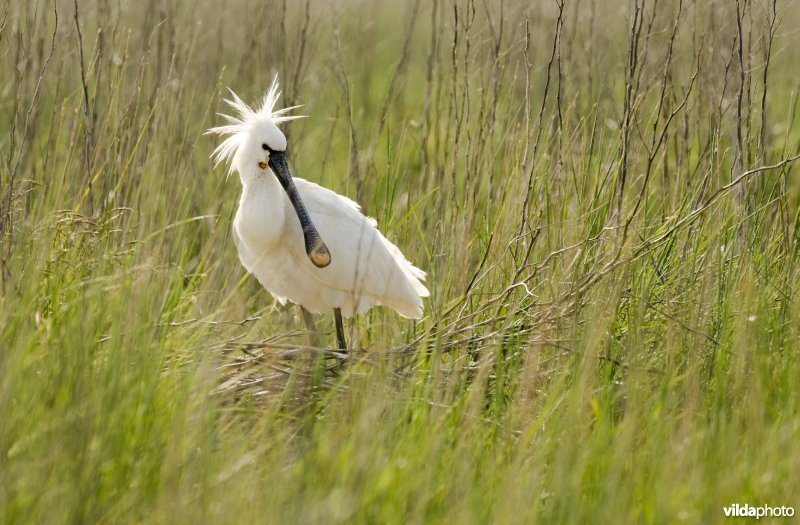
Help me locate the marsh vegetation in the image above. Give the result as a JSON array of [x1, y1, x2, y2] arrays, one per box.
[[2, 0, 800, 522]]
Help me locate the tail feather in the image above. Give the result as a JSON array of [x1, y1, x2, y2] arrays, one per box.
[[379, 233, 429, 297]]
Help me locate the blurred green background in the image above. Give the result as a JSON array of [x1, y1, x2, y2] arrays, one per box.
[[2, 0, 800, 523]]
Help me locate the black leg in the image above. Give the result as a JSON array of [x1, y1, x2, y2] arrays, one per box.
[[301, 306, 320, 347], [333, 307, 347, 350]]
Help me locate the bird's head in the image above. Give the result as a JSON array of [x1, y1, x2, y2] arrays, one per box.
[[207, 78, 331, 268], [206, 77, 302, 180]]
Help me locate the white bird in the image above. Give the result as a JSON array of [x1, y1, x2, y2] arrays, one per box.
[[207, 79, 429, 349]]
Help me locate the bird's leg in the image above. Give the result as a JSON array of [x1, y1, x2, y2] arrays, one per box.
[[300, 306, 320, 347], [333, 308, 347, 350]]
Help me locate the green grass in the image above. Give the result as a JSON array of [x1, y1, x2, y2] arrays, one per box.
[[2, 0, 800, 523]]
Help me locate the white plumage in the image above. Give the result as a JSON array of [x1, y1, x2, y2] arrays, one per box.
[[208, 79, 429, 327]]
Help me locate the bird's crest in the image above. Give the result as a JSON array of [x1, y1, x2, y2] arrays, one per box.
[[206, 76, 304, 172]]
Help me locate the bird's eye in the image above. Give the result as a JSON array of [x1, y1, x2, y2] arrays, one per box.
[[261, 143, 269, 151]]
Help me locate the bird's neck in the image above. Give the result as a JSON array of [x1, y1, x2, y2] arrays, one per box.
[[239, 167, 285, 209], [235, 168, 288, 249]]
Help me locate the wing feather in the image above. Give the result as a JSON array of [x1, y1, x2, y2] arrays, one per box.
[[282, 179, 429, 318]]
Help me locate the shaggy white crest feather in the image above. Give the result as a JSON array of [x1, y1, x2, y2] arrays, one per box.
[[205, 77, 304, 174]]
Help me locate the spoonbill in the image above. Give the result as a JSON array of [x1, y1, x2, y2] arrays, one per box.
[[207, 79, 429, 350]]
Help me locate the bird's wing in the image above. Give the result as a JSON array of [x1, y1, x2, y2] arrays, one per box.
[[283, 178, 428, 318]]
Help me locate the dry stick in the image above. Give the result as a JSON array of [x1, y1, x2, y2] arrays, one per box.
[[633, 0, 659, 100], [734, 0, 748, 247], [452, 233, 497, 322], [1, 2, 57, 289], [460, 0, 475, 207], [428, 236, 582, 349], [553, 0, 565, 252], [279, 0, 287, 85], [333, 28, 360, 203], [616, 0, 644, 228], [753, 9, 787, 259], [446, 0, 475, 215], [417, 150, 800, 356], [0, 0, 8, 41], [430, 0, 446, 191], [74, 0, 94, 215], [288, 0, 311, 108], [648, 0, 683, 160], [745, 2, 754, 169], [282, 0, 311, 148], [414, 10, 797, 360], [225, 341, 347, 359], [445, 1, 459, 213], [554, 1, 564, 140], [518, 19, 532, 191], [638, 294, 719, 346], [484, 0, 504, 142], [693, 34, 737, 214], [635, 153, 800, 257], [160, 315, 266, 328], [468, 0, 505, 211], [531, 1, 564, 170], [758, 0, 778, 159], [518, 1, 565, 249], [362, 1, 421, 221], [514, 26, 533, 266], [2, 9, 25, 226], [455, 221, 612, 329], [779, 87, 800, 254], [6, 0, 33, 167], [419, 0, 440, 175], [370, 0, 421, 152], [625, 3, 695, 236]]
